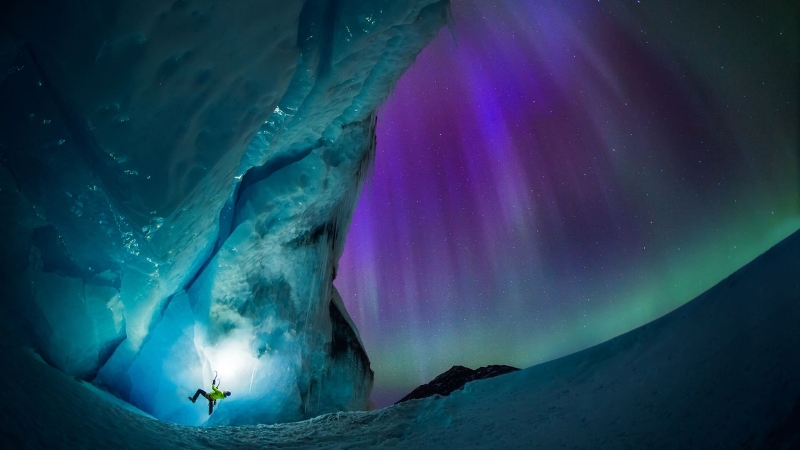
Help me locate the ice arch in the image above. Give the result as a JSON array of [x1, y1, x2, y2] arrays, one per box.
[[0, 0, 449, 425]]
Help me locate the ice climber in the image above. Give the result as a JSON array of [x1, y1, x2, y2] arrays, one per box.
[[189, 373, 231, 415]]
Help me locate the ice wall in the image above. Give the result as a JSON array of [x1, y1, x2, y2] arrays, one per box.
[[0, 0, 449, 425]]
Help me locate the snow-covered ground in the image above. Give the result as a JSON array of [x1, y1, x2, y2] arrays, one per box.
[[3, 229, 798, 449]]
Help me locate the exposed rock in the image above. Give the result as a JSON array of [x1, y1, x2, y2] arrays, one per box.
[[396, 364, 519, 404]]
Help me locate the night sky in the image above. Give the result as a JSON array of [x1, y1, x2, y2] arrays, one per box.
[[335, 0, 799, 406]]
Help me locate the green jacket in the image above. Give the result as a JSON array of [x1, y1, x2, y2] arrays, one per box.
[[210, 384, 226, 401]]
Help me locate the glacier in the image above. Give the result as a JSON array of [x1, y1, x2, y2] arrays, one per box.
[[0, 0, 450, 426]]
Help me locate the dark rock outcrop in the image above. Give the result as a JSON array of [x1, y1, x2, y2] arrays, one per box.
[[396, 364, 519, 404]]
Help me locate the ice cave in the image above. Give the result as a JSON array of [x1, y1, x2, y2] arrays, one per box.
[[1, 0, 798, 448]]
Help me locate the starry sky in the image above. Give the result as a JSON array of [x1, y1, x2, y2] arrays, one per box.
[[335, 0, 800, 407]]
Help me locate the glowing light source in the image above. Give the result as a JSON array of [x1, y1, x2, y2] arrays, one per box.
[[199, 331, 264, 398]]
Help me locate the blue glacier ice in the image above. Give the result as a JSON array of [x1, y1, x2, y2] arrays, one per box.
[[0, 0, 449, 426]]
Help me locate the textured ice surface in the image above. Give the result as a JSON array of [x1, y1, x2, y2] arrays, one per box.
[[2, 229, 799, 449], [0, 0, 449, 425]]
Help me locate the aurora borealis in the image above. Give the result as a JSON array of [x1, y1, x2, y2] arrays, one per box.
[[334, 0, 799, 406]]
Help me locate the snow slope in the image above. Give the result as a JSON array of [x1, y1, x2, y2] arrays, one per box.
[[3, 229, 798, 449]]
